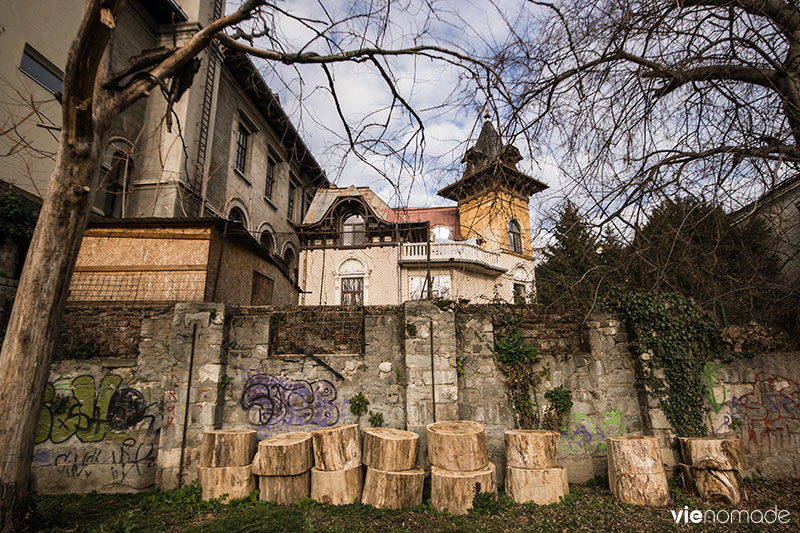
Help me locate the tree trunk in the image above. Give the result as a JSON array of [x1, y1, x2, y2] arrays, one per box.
[[504, 429, 559, 469], [362, 427, 418, 471], [678, 437, 745, 470], [252, 431, 313, 476], [426, 421, 488, 471], [678, 463, 745, 505], [197, 465, 255, 502], [505, 466, 568, 505], [200, 430, 257, 467], [361, 467, 425, 509], [607, 436, 669, 506], [311, 424, 361, 471], [258, 471, 311, 505], [430, 463, 496, 515], [310, 465, 363, 505]]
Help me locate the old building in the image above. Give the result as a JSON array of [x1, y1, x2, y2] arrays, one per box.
[[0, 0, 328, 304], [296, 117, 548, 305]]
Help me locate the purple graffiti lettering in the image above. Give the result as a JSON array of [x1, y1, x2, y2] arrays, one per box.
[[241, 373, 340, 428]]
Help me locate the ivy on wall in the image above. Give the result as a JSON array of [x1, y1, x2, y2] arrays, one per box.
[[494, 327, 541, 428], [0, 190, 38, 242], [611, 290, 721, 437]]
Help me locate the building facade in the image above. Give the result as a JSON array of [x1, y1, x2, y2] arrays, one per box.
[[296, 118, 548, 306]]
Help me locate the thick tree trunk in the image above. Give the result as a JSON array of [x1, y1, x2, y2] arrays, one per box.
[[504, 429, 559, 469], [311, 424, 361, 471], [362, 427, 418, 471], [258, 471, 311, 505], [607, 436, 669, 506], [505, 466, 569, 505], [197, 465, 255, 502], [310, 465, 363, 505], [252, 431, 313, 476], [426, 421, 488, 471], [362, 467, 425, 509], [430, 463, 496, 515], [200, 430, 257, 467]]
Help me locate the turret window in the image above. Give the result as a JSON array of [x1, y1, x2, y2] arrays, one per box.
[[508, 220, 523, 253]]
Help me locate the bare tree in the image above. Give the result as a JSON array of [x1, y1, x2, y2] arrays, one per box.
[[0, 1, 491, 528]]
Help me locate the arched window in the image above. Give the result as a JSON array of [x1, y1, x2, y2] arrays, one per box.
[[260, 230, 274, 254], [508, 219, 523, 254], [342, 215, 365, 246], [432, 226, 452, 242], [228, 207, 246, 227], [95, 149, 132, 218], [283, 247, 296, 270]]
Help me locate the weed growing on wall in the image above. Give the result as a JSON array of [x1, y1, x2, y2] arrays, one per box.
[[494, 327, 541, 428], [368, 411, 384, 427], [543, 385, 573, 431], [349, 392, 369, 417], [611, 290, 721, 437]]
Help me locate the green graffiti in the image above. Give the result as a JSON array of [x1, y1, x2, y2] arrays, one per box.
[[703, 361, 726, 414], [559, 410, 626, 455]]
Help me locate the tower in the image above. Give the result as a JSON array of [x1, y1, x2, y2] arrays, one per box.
[[437, 116, 548, 256]]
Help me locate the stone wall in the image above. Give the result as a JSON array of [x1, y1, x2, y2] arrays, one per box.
[[31, 301, 800, 494]]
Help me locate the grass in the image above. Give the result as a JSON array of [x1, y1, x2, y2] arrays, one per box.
[[26, 477, 800, 532]]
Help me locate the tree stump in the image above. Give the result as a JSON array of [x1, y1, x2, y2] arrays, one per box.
[[504, 429, 559, 469], [678, 437, 746, 504], [197, 465, 254, 502], [363, 427, 419, 471], [199, 429, 256, 468], [310, 465, 363, 505], [427, 421, 488, 471], [506, 466, 568, 505], [252, 432, 313, 476], [430, 463, 496, 515], [361, 467, 425, 509], [607, 436, 669, 506], [258, 471, 311, 505], [311, 424, 361, 471]]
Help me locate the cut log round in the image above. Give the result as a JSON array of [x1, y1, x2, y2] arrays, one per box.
[[252, 432, 313, 476], [310, 465, 363, 505], [258, 470, 311, 505], [426, 421, 488, 471], [505, 466, 568, 505], [678, 437, 745, 471], [311, 424, 362, 471], [197, 465, 254, 503], [199, 429, 256, 468], [504, 429, 559, 469], [679, 463, 746, 505], [607, 436, 669, 506], [363, 428, 419, 471], [361, 467, 425, 509], [430, 463, 496, 515]]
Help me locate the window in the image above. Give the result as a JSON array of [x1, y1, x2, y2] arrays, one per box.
[[19, 45, 62, 94], [301, 192, 311, 222], [228, 206, 246, 226], [234, 124, 249, 174], [409, 275, 451, 300], [251, 272, 274, 305], [265, 157, 275, 199], [341, 277, 364, 306], [432, 226, 452, 242], [283, 247, 296, 281], [513, 283, 527, 305], [95, 151, 130, 218], [260, 231, 274, 254], [508, 220, 523, 253], [288, 181, 296, 220], [342, 215, 365, 246]]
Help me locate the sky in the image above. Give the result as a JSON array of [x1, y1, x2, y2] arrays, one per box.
[[226, 0, 566, 246]]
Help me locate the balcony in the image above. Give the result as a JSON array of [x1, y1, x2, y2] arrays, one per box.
[[400, 242, 505, 272]]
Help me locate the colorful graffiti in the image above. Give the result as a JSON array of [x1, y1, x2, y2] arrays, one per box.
[[241, 373, 340, 428], [703, 361, 727, 414], [36, 374, 155, 444], [33, 437, 156, 482], [725, 373, 800, 451], [559, 410, 626, 455]]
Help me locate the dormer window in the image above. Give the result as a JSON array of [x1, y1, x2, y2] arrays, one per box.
[[342, 215, 365, 246], [508, 219, 522, 253]]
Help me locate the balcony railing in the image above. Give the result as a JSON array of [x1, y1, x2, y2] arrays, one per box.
[[400, 242, 503, 270]]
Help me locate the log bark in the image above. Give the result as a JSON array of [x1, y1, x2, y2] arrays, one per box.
[[252, 431, 313, 475], [678, 437, 745, 471], [607, 436, 669, 506], [311, 424, 362, 471], [678, 464, 746, 505], [310, 465, 363, 505], [361, 467, 425, 509], [426, 421, 488, 471], [200, 430, 257, 467], [504, 429, 559, 469], [258, 471, 311, 505], [430, 463, 496, 515], [505, 466, 569, 505], [362, 427, 419, 471], [197, 465, 255, 503]]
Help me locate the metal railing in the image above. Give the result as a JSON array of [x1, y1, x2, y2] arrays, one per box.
[[400, 241, 502, 269]]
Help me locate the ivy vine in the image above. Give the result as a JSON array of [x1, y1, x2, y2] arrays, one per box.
[[494, 327, 541, 428], [610, 290, 721, 437], [543, 385, 573, 431], [0, 190, 38, 242]]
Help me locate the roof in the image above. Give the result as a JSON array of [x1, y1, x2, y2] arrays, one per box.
[[438, 160, 548, 201], [223, 51, 329, 187], [730, 174, 800, 223], [300, 185, 396, 225], [139, 0, 188, 24], [392, 206, 463, 239]]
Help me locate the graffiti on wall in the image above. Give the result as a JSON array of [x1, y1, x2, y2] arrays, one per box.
[[36, 374, 156, 444], [33, 437, 156, 482], [241, 373, 341, 429], [721, 373, 800, 451], [559, 410, 626, 455], [703, 361, 727, 414]]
